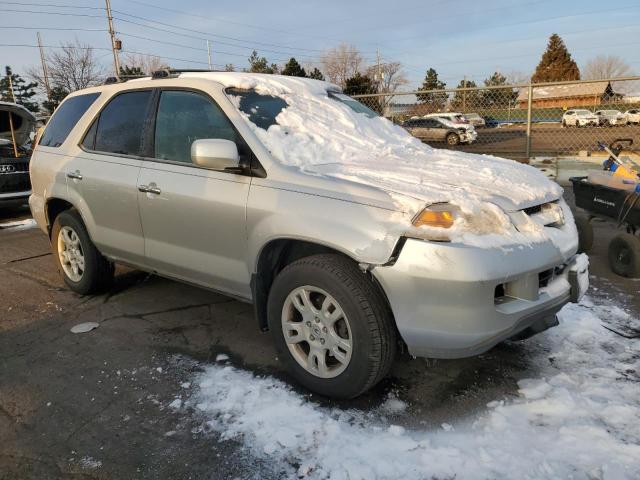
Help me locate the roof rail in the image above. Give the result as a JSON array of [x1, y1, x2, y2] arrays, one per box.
[[151, 68, 214, 79]]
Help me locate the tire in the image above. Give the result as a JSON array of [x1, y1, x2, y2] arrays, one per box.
[[51, 209, 114, 294], [608, 233, 640, 278], [267, 254, 396, 399], [575, 215, 594, 253], [446, 132, 460, 145]]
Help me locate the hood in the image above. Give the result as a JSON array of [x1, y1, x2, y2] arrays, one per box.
[[0, 102, 36, 147], [302, 150, 562, 216]]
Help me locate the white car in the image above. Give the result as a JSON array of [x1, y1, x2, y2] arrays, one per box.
[[464, 112, 486, 128], [624, 109, 640, 125], [426, 112, 469, 125], [595, 110, 626, 126], [562, 109, 598, 127]]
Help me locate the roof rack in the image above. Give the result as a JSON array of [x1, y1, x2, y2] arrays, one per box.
[[104, 74, 147, 85], [151, 68, 214, 79]]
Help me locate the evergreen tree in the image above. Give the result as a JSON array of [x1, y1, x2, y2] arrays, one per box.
[[0, 66, 39, 113], [416, 68, 447, 108], [482, 71, 517, 107], [343, 72, 376, 96], [531, 34, 580, 83], [42, 86, 69, 114], [451, 79, 479, 110], [307, 68, 324, 81], [248, 51, 276, 74], [120, 65, 145, 77], [281, 58, 306, 77]]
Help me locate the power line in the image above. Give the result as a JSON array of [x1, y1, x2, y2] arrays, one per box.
[[2, 7, 104, 18], [1, 25, 108, 32], [111, 9, 330, 54], [0, 0, 103, 8]]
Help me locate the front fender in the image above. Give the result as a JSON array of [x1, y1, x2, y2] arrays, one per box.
[[246, 183, 407, 274]]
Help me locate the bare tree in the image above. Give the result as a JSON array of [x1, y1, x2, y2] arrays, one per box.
[[320, 43, 364, 88], [121, 53, 169, 75], [28, 39, 105, 93], [583, 55, 633, 80], [365, 61, 409, 112]]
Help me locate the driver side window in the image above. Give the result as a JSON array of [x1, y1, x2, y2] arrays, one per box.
[[154, 90, 241, 164]]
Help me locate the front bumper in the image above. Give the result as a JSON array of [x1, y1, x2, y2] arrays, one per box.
[[373, 238, 587, 358]]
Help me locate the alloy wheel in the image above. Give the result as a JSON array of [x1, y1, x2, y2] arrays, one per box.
[[281, 285, 353, 378], [57, 226, 85, 282]]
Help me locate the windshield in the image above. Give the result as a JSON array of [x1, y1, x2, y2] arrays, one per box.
[[227, 88, 380, 132], [327, 91, 379, 118], [576, 110, 593, 116]]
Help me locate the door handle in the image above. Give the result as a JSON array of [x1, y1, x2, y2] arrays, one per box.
[[138, 184, 161, 195], [67, 170, 83, 180]]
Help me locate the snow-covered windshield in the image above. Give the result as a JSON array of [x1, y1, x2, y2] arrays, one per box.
[[227, 88, 379, 131]]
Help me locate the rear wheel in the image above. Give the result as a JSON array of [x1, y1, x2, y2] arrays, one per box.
[[51, 210, 114, 294], [446, 132, 460, 145], [608, 233, 640, 278], [267, 254, 396, 399], [575, 215, 594, 253]]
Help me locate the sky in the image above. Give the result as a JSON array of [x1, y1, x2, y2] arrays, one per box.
[[2, 0, 640, 90]]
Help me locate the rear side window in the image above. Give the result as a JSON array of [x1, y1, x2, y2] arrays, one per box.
[[39, 93, 100, 147], [87, 90, 152, 156]]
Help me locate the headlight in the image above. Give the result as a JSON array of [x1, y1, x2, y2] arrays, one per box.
[[412, 203, 459, 229]]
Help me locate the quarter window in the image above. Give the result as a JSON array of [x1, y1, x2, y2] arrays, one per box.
[[90, 90, 152, 156], [39, 93, 100, 147], [153, 90, 240, 164]]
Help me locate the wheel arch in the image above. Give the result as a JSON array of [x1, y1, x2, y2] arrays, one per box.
[[251, 238, 395, 333]]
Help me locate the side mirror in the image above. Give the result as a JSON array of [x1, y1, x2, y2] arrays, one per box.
[[191, 139, 240, 171]]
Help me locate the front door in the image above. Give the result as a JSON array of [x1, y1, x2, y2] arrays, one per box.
[[137, 89, 251, 298]]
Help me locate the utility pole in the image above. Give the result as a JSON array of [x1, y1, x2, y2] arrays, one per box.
[[37, 32, 51, 101], [462, 75, 467, 113], [105, 0, 121, 80], [207, 40, 213, 71]]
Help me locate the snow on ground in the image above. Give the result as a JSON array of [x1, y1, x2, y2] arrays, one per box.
[[185, 297, 640, 480]]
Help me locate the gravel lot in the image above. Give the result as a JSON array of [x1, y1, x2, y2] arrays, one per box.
[[1, 193, 639, 479]]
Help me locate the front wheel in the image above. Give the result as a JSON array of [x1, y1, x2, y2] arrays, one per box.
[[267, 254, 396, 399], [51, 210, 114, 294], [446, 132, 461, 145]]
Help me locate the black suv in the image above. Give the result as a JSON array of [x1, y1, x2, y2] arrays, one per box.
[[0, 102, 35, 206]]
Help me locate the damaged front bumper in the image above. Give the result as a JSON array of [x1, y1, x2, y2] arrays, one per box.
[[372, 238, 588, 359]]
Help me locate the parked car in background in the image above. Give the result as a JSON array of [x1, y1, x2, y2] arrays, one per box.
[[426, 112, 469, 125], [0, 102, 35, 206], [403, 117, 477, 145], [29, 72, 586, 399], [464, 112, 486, 128], [624, 109, 640, 125], [595, 110, 626, 126], [562, 109, 598, 127]]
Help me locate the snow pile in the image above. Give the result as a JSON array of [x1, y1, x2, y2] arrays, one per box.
[[184, 73, 571, 249], [191, 298, 639, 479]]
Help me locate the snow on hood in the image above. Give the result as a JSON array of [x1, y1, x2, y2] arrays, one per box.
[[184, 73, 569, 248], [188, 73, 561, 213]]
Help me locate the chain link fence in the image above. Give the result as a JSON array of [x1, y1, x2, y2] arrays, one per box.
[[353, 77, 640, 163]]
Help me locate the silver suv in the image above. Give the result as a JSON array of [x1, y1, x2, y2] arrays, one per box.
[[30, 72, 588, 398]]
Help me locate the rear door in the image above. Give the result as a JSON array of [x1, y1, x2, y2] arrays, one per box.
[[67, 89, 153, 263], [137, 89, 251, 297]]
